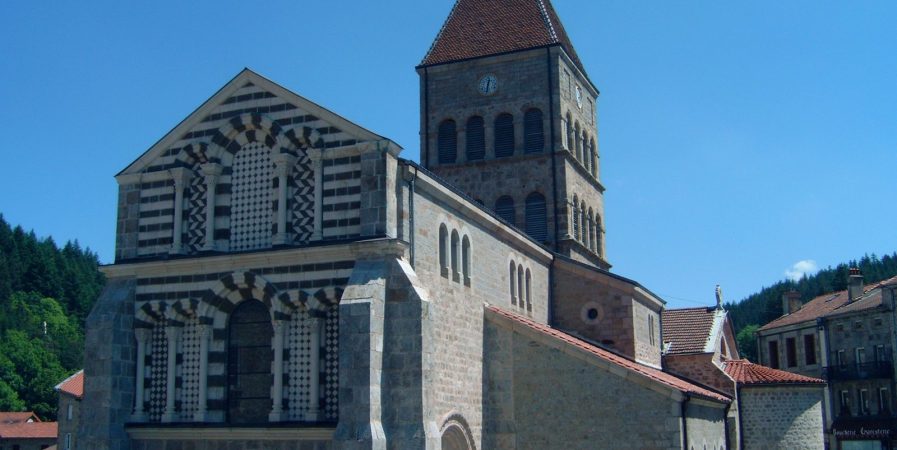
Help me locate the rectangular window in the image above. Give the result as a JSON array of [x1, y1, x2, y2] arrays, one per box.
[[768, 340, 780, 369], [875, 345, 886, 362], [856, 347, 866, 366], [648, 316, 655, 346], [67, 403, 73, 421], [804, 334, 817, 365], [838, 349, 846, 367], [841, 390, 851, 414], [786, 337, 797, 367], [65, 433, 72, 450], [880, 388, 890, 414], [860, 389, 870, 414]]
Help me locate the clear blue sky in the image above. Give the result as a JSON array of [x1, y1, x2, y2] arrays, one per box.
[[1, 1, 894, 310]]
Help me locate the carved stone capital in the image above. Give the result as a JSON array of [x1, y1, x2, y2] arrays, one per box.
[[169, 167, 193, 189], [200, 162, 222, 180]]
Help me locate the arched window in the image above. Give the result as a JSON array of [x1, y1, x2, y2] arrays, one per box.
[[574, 122, 582, 162], [494, 113, 514, 158], [517, 266, 525, 309], [227, 300, 273, 424], [461, 235, 471, 285], [572, 195, 579, 240], [566, 112, 574, 153], [525, 269, 532, 311], [561, 115, 569, 149], [583, 210, 591, 250], [583, 137, 591, 173], [439, 224, 448, 277], [588, 208, 596, 253], [465, 116, 485, 161], [450, 230, 460, 282], [580, 202, 587, 244], [509, 261, 517, 305], [438, 119, 457, 164], [595, 214, 603, 256], [523, 108, 544, 153], [525, 192, 548, 243], [495, 196, 515, 226], [590, 138, 598, 177]]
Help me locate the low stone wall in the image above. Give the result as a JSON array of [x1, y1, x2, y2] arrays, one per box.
[[740, 385, 824, 450]]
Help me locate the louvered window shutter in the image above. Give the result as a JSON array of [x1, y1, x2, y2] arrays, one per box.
[[495, 196, 515, 226], [466, 116, 485, 160], [524, 109, 544, 153], [494, 114, 514, 158], [438, 120, 457, 164], [525, 193, 548, 242]]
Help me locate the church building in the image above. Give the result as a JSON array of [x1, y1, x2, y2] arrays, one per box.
[[77, 1, 747, 449]]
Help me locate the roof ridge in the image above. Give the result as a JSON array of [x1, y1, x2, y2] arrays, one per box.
[[421, 0, 461, 66], [535, 0, 559, 42]]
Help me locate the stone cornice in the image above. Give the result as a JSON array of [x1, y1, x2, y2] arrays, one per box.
[[102, 238, 407, 278]]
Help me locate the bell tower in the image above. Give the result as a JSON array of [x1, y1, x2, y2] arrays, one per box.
[[417, 0, 608, 269]]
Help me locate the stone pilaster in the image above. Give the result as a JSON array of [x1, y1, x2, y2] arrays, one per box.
[[269, 319, 287, 422], [194, 325, 210, 422], [132, 328, 150, 422], [200, 163, 222, 252], [162, 326, 181, 423], [307, 317, 323, 422], [272, 154, 297, 246]]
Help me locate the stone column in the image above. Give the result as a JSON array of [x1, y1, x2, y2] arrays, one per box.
[[269, 319, 287, 422], [308, 149, 324, 241], [162, 326, 181, 423], [194, 325, 210, 422], [200, 163, 222, 252], [132, 328, 151, 422], [306, 316, 323, 422], [169, 168, 192, 255], [272, 154, 297, 246]]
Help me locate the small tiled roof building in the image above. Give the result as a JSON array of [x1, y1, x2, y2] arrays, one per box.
[[55, 370, 83, 450], [0, 411, 58, 450]]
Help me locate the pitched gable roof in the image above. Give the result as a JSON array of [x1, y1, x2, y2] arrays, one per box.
[[55, 370, 84, 399], [486, 306, 730, 402], [662, 307, 722, 355], [0, 411, 57, 439], [420, 0, 587, 75], [723, 359, 825, 386]]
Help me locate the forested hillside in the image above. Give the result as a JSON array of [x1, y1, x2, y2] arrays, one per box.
[[0, 214, 104, 419], [725, 252, 897, 361]]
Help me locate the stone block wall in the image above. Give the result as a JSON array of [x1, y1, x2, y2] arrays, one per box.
[[116, 182, 141, 261], [757, 324, 822, 378], [739, 385, 824, 450], [57, 394, 80, 450], [684, 401, 727, 450], [664, 354, 735, 396]]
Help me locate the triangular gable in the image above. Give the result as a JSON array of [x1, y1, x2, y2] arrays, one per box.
[[119, 68, 399, 176]]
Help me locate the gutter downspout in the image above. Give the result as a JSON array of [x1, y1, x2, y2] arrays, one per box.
[[681, 393, 691, 450], [546, 46, 559, 326], [404, 163, 418, 268], [736, 385, 745, 450], [723, 400, 732, 450]]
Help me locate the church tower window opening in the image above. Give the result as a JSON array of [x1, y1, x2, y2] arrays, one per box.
[[494, 113, 514, 158], [525, 268, 532, 312], [227, 299, 274, 425], [465, 116, 485, 161], [450, 230, 460, 282], [516, 265, 524, 310], [523, 108, 544, 154], [461, 235, 471, 286], [524, 192, 547, 243], [438, 119, 457, 164], [572, 195, 580, 240], [509, 261, 517, 305], [439, 224, 449, 278]]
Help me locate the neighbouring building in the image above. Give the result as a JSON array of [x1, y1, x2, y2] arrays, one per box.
[[55, 370, 83, 450], [759, 270, 897, 449], [0, 412, 57, 450], [75, 0, 825, 449], [662, 293, 826, 449]]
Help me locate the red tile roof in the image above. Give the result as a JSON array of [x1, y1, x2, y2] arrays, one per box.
[[661, 307, 718, 355], [55, 370, 84, 399], [759, 275, 897, 331], [723, 359, 825, 386], [420, 0, 587, 75], [486, 306, 730, 402], [0, 411, 57, 439]]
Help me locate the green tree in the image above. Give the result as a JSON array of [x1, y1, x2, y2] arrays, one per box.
[[735, 324, 759, 362]]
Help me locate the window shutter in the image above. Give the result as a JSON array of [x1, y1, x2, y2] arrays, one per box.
[[438, 120, 457, 164], [466, 116, 485, 160], [495, 196, 515, 226], [494, 114, 514, 157], [525, 193, 548, 242], [524, 109, 544, 153]]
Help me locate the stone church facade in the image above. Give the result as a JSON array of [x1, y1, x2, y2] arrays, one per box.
[[77, 1, 746, 449]]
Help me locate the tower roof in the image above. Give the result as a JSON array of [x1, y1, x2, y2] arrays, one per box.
[[420, 0, 587, 75]]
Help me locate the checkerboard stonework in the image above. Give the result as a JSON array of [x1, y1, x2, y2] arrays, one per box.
[[78, 1, 825, 449]]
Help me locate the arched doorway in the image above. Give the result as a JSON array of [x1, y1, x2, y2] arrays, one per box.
[[227, 299, 273, 424], [441, 419, 475, 450]]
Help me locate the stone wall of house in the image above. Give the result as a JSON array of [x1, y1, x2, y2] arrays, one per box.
[[0, 437, 57, 450], [551, 258, 662, 365], [685, 401, 727, 450], [664, 354, 735, 396], [57, 394, 80, 450], [482, 316, 727, 450], [757, 324, 822, 378], [739, 385, 824, 450]]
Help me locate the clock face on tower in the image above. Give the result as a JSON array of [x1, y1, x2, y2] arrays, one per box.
[[478, 74, 498, 96]]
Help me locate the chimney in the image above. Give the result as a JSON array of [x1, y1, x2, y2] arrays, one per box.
[[782, 290, 802, 315], [848, 268, 864, 302]]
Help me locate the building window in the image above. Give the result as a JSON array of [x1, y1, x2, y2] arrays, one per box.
[[856, 347, 866, 366], [590, 138, 598, 177], [227, 300, 274, 425], [840, 390, 851, 415], [466, 116, 485, 161], [880, 388, 890, 414], [785, 337, 797, 367], [438, 119, 457, 164], [768, 340, 779, 369], [574, 122, 582, 161], [461, 235, 471, 286], [495, 196, 515, 226], [65, 434, 72, 450], [860, 389, 870, 415], [523, 108, 544, 153], [509, 262, 517, 305], [524, 192, 548, 243], [804, 334, 817, 365], [572, 195, 580, 240], [837, 349, 846, 368], [438, 225, 448, 277], [649, 316, 656, 346], [517, 266, 525, 309], [525, 269, 532, 311], [566, 112, 574, 152], [563, 69, 571, 96], [875, 344, 887, 362], [450, 230, 460, 282], [494, 113, 515, 157]]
